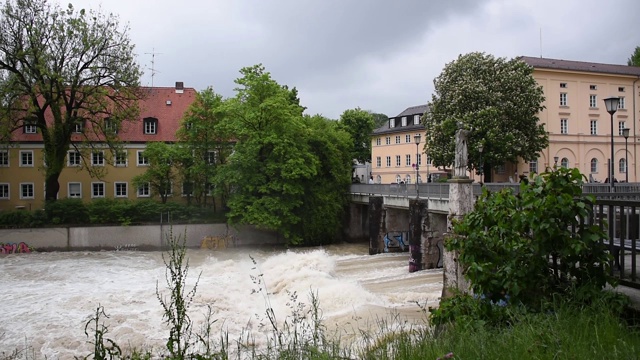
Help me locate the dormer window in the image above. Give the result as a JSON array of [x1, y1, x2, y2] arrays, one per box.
[[401, 116, 407, 126], [73, 121, 85, 133], [389, 118, 396, 128], [23, 120, 37, 134], [413, 114, 420, 125], [144, 117, 158, 135], [104, 118, 118, 134]]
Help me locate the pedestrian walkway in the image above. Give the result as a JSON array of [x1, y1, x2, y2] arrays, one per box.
[[612, 285, 640, 310]]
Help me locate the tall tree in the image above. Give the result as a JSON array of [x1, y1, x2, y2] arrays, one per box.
[[628, 46, 640, 66], [338, 107, 375, 164], [369, 111, 390, 128], [176, 87, 232, 209], [0, 0, 142, 201], [216, 64, 352, 245], [423, 52, 547, 181], [132, 142, 179, 204]]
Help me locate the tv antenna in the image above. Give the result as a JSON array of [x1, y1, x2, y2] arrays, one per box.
[[145, 48, 162, 87]]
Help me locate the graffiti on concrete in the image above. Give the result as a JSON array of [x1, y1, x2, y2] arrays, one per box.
[[115, 244, 138, 251], [0, 242, 34, 254], [384, 232, 407, 252]]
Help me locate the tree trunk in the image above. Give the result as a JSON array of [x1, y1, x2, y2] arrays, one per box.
[[45, 171, 61, 201]]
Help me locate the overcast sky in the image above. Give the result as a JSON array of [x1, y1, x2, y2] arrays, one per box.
[[69, 0, 640, 119]]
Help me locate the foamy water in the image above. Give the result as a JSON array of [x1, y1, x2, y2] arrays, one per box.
[[0, 243, 442, 359]]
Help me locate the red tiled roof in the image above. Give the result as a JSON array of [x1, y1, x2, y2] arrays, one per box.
[[10, 85, 196, 143]]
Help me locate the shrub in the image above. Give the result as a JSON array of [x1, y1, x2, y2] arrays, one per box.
[[44, 198, 90, 224], [446, 168, 613, 310]]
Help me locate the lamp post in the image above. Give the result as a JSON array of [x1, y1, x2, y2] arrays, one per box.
[[623, 127, 630, 183], [414, 133, 421, 199], [604, 96, 620, 192], [478, 144, 484, 184]]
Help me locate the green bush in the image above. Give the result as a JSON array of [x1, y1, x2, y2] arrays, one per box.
[[44, 198, 90, 224], [444, 168, 612, 311], [0, 210, 33, 228]]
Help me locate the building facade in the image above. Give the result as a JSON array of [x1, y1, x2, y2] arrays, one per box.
[[0, 83, 196, 212], [519, 57, 640, 183]]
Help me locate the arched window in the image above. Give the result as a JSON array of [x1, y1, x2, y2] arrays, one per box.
[[395, 175, 402, 184], [417, 175, 422, 184], [619, 158, 627, 174], [405, 175, 412, 184], [376, 175, 381, 184], [560, 157, 569, 169], [590, 158, 598, 173], [529, 159, 538, 174]]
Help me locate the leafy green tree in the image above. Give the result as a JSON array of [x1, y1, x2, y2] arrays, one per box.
[[423, 52, 547, 181], [0, 0, 142, 201], [217, 65, 352, 245], [176, 87, 232, 209], [369, 111, 389, 128], [628, 46, 640, 66], [132, 142, 180, 204], [338, 108, 375, 165]]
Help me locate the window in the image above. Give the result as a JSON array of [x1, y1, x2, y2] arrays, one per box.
[[161, 182, 173, 196], [590, 85, 597, 90], [619, 121, 626, 135], [496, 164, 505, 174], [405, 135, 411, 143], [401, 117, 407, 126], [91, 151, 104, 166], [73, 121, 84, 133], [395, 155, 401, 167], [68, 151, 81, 167], [20, 183, 34, 199], [68, 182, 81, 198], [529, 160, 538, 174], [0, 150, 8, 166], [405, 154, 411, 166], [376, 138, 381, 146], [395, 175, 402, 183], [590, 158, 598, 174], [206, 150, 216, 165], [413, 114, 420, 125], [137, 183, 150, 197], [114, 150, 127, 167], [137, 150, 149, 166], [20, 150, 33, 167], [92, 182, 105, 198], [23, 120, 36, 134], [560, 83, 567, 88], [376, 175, 381, 184], [405, 175, 411, 184], [560, 118, 568, 134], [619, 86, 625, 92], [426, 155, 431, 165], [376, 156, 381, 167], [0, 183, 9, 199], [619, 158, 627, 174], [182, 182, 193, 196], [143, 118, 158, 134], [417, 175, 422, 184], [590, 120, 597, 135], [560, 93, 567, 106], [395, 135, 401, 144], [619, 97, 625, 109], [389, 118, 396, 128], [385, 137, 391, 145], [386, 156, 391, 167], [104, 118, 118, 134], [185, 122, 193, 130], [114, 182, 128, 198], [589, 95, 597, 108], [561, 158, 569, 169]]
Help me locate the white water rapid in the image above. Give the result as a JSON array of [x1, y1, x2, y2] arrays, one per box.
[[0, 243, 443, 358]]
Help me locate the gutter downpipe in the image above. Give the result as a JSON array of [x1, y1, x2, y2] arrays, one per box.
[[634, 76, 639, 183]]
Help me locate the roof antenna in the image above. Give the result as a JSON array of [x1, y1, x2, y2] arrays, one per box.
[[539, 28, 543, 58], [145, 48, 162, 87]]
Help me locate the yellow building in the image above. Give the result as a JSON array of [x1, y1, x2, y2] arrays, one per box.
[[0, 83, 197, 212], [519, 57, 640, 183], [373, 57, 640, 184]]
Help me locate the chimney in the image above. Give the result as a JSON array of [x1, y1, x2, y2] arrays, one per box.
[[175, 82, 184, 94]]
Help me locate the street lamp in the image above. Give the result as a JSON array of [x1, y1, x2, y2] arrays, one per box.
[[604, 96, 620, 191], [414, 133, 421, 199], [478, 144, 484, 184], [623, 127, 630, 183]]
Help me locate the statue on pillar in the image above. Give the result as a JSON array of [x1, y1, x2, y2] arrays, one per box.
[[454, 126, 470, 178]]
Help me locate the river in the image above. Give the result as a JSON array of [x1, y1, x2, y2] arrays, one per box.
[[0, 242, 443, 359]]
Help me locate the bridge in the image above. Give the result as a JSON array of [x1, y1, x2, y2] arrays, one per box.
[[346, 182, 640, 288]]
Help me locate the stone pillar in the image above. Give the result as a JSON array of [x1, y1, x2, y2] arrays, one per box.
[[368, 196, 385, 255], [409, 199, 424, 272], [442, 178, 474, 298]]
